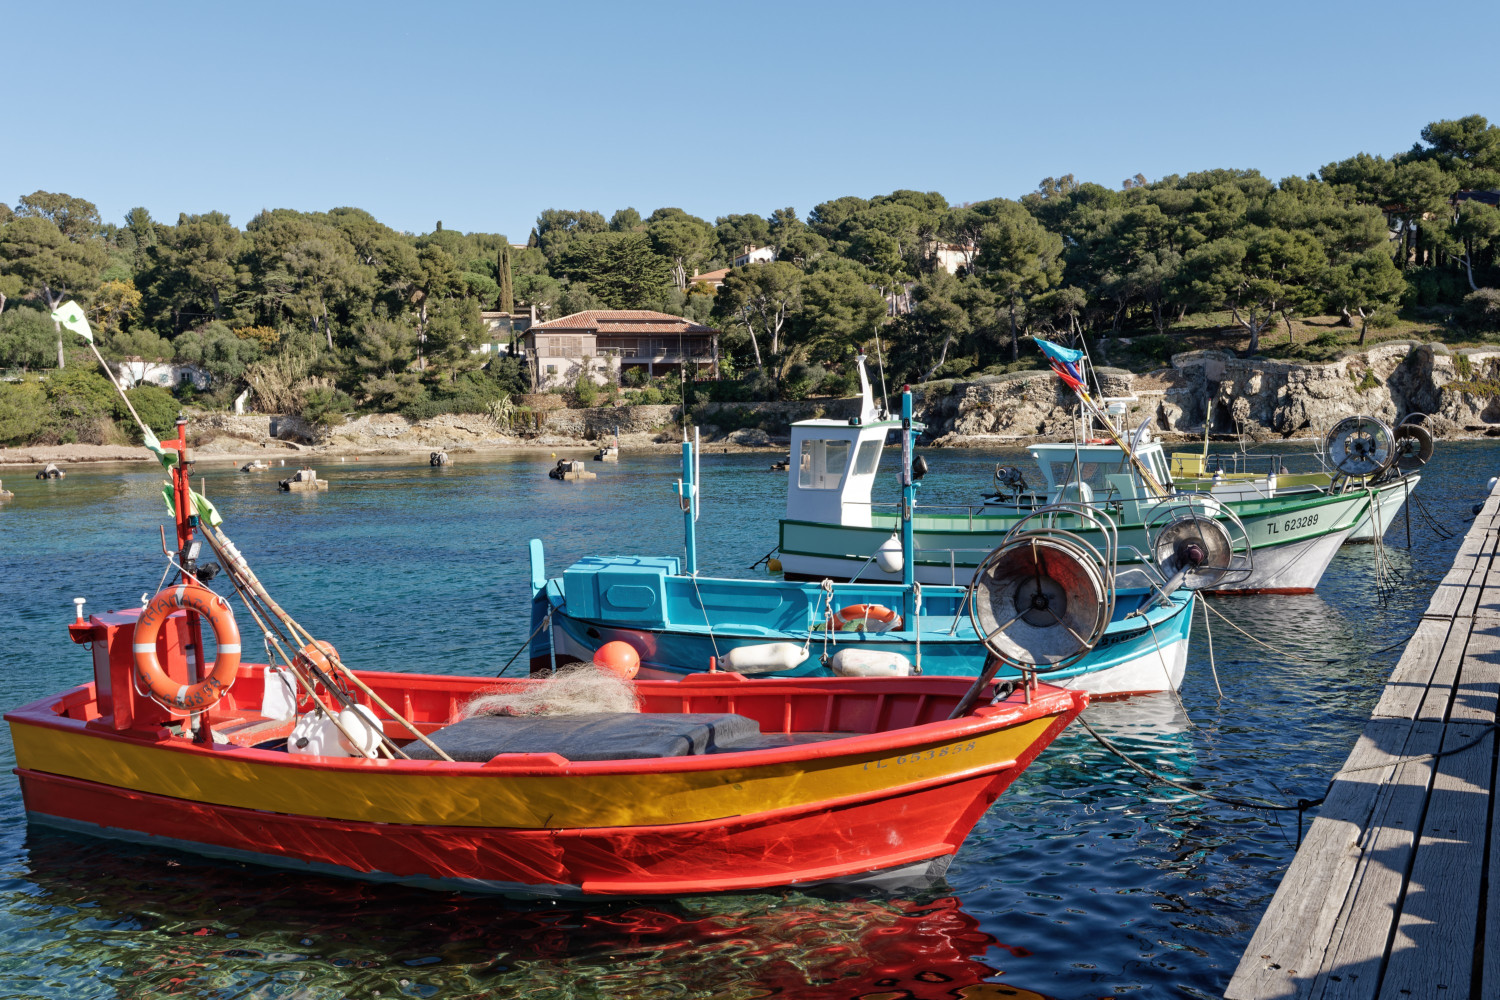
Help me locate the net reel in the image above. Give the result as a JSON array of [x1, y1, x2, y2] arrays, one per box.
[[1152, 513, 1235, 591], [1142, 494, 1253, 593], [1326, 415, 1396, 478], [1392, 419, 1434, 472], [969, 505, 1116, 674]]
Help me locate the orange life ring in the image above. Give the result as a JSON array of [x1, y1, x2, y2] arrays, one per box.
[[133, 584, 241, 712], [829, 604, 902, 632]]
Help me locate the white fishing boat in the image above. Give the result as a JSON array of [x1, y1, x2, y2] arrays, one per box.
[[1160, 416, 1431, 542], [776, 352, 1373, 595]]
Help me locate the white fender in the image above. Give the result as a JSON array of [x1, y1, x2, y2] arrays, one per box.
[[289, 704, 383, 758], [830, 648, 913, 677], [875, 532, 904, 574], [723, 642, 810, 675]]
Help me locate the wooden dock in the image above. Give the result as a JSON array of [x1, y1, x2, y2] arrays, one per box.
[[1226, 488, 1500, 999]]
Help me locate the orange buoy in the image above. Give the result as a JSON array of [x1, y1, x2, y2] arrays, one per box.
[[132, 584, 241, 712], [295, 639, 339, 673], [829, 604, 902, 632], [592, 641, 640, 679]]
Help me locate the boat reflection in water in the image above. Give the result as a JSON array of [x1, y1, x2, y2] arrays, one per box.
[[15, 831, 1060, 999]]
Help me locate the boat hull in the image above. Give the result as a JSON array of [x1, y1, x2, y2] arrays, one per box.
[[1169, 471, 1420, 544], [8, 674, 1082, 897], [779, 490, 1369, 594], [1345, 474, 1420, 542], [550, 591, 1196, 696]]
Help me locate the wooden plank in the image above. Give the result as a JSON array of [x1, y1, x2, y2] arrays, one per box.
[[1455, 546, 1490, 618], [1377, 724, 1495, 999], [1473, 533, 1500, 620], [1451, 620, 1500, 725], [1225, 718, 1423, 1000], [1416, 619, 1472, 721], [1373, 618, 1456, 720], [1483, 739, 1500, 1000], [1312, 722, 1444, 1000], [1426, 530, 1490, 619]]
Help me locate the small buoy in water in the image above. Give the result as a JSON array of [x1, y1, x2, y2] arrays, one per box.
[[767, 557, 782, 573], [550, 453, 555, 458], [592, 641, 640, 679]]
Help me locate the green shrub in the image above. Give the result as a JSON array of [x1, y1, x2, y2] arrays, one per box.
[[0, 380, 52, 444], [820, 369, 859, 398], [0, 308, 56, 369], [42, 368, 116, 417], [361, 372, 427, 412], [485, 355, 530, 395], [300, 384, 354, 427], [121, 384, 179, 436], [781, 362, 826, 401], [573, 371, 599, 407], [1461, 288, 1500, 333]]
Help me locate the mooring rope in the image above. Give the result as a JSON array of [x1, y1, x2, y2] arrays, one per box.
[[496, 614, 552, 677], [1202, 602, 1339, 664]]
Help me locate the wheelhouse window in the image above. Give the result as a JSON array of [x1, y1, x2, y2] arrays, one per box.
[[798, 439, 851, 490], [853, 440, 881, 476]]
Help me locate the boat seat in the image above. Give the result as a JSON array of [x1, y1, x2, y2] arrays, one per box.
[[402, 712, 764, 762]]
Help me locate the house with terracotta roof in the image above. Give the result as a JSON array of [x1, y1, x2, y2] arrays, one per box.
[[688, 267, 730, 290], [522, 310, 719, 390]]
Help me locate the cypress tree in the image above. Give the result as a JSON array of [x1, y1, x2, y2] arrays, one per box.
[[498, 245, 515, 314]]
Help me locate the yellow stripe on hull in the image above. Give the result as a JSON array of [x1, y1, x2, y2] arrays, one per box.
[[11, 717, 1059, 830]]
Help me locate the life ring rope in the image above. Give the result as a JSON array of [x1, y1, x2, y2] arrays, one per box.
[[132, 584, 242, 713]]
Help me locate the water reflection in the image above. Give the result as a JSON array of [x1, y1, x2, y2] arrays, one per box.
[[10, 832, 1058, 1000]]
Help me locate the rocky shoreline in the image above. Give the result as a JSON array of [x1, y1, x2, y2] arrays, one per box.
[[6, 340, 1500, 470]]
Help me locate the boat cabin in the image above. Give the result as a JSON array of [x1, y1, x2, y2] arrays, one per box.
[[1025, 440, 1174, 504], [784, 357, 923, 527]]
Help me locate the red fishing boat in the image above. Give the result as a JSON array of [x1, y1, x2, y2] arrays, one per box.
[[6, 417, 1086, 897]]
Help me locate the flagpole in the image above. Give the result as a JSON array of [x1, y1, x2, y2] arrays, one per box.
[[51, 300, 161, 455], [84, 339, 150, 432]]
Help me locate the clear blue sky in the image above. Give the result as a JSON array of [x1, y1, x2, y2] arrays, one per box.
[[6, 0, 1498, 240]]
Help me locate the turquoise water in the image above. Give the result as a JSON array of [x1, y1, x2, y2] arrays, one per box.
[[0, 442, 1490, 999]]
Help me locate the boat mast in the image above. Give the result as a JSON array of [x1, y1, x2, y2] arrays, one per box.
[[678, 429, 699, 575], [162, 413, 211, 743], [900, 386, 916, 622]]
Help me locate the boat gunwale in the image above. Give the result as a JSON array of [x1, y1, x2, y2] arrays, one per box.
[[5, 674, 1084, 779]]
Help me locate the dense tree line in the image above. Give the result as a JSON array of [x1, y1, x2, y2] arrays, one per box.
[[1, 115, 1498, 445]]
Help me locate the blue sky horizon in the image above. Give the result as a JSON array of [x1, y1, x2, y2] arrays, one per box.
[[6, 0, 1499, 241]]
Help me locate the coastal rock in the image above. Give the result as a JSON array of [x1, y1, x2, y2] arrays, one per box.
[[728, 428, 771, 447], [917, 341, 1500, 444]]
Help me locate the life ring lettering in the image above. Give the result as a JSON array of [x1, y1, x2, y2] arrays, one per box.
[[133, 584, 241, 711]]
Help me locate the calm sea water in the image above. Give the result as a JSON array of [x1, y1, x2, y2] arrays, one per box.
[[0, 439, 1490, 999]]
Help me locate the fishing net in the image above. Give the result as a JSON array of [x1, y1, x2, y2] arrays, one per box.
[[460, 663, 641, 719]]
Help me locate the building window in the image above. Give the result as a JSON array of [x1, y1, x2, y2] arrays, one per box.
[[546, 365, 557, 374]]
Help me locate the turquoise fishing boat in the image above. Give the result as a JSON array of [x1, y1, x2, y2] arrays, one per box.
[[530, 385, 1204, 699]]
